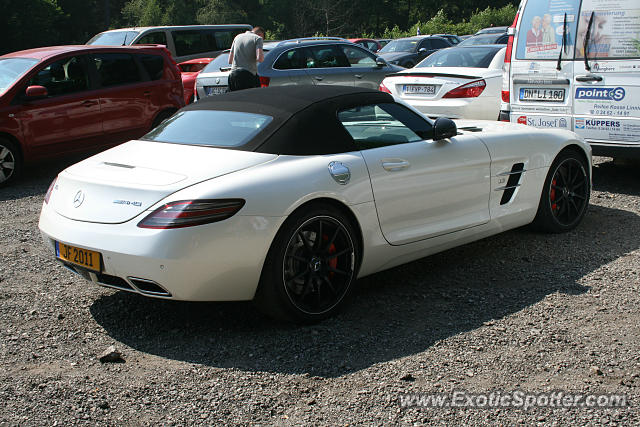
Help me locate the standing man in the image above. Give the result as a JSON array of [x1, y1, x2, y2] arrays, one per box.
[[228, 26, 265, 91]]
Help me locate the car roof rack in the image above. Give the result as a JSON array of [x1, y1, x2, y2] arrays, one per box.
[[277, 37, 347, 46]]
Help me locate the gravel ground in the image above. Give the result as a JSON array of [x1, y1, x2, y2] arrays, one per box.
[[1, 156, 639, 425]]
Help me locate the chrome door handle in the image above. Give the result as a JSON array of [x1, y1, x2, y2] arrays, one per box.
[[382, 160, 410, 171], [313, 76, 323, 81], [143, 90, 152, 96], [82, 100, 98, 107], [354, 74, 363, 79], [576, 74, 603, 82]]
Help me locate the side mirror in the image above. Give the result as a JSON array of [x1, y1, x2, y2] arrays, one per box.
[[432, 117, 457, 140], [25, 85, 48, 99], [418, 48, 427, 54], [375, 57, 388, 67]]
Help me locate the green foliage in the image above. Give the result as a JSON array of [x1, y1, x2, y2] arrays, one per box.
[[2, 0, 519, 55]]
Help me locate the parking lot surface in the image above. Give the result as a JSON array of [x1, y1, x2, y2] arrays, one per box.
[[1, 157, 639, 425]]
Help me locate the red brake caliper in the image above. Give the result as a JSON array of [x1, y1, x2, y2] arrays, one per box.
[[550, 178, 557, 212], [323, 235, 338, 275]]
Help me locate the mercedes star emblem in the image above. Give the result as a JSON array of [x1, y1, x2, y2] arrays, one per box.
[[73, 190, 85, 208]]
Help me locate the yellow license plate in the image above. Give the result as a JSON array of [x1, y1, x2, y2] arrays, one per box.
[[56, 242, 101, 272]]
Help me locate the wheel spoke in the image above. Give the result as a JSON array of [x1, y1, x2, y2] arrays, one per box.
[[314, 220, 323, 250], [0, 148, 9, 161], [325, 247, 352, 260], [286, 268, 309, 283], [297, 231, 313, 252], [327, 266, 348, 276], [325, 226, 341, 252], [1, 161, 14, 169], [286, 253, 308, 263], [319, 275, 338, 295], [0, 170, 6, 182]]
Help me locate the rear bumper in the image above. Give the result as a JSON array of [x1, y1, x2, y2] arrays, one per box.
[[38, 202, 285, 301]]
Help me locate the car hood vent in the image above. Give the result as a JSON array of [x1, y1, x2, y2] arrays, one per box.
[[51, 140, 277, 224], [498, 162, 525, 205]]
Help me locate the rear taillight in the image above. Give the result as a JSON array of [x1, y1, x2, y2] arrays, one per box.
[[44, 177, 57, 204], [379, 81, 391, 93], [137, 199, 245, 229], [502, 12, 518, 103], [259, 76, 270, 87], [443, 79, 485, 98]]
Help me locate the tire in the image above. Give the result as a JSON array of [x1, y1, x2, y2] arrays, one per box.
[[531, 149, 590, 233], [0, 138, 21, 187], [254, 204, 360, 323]]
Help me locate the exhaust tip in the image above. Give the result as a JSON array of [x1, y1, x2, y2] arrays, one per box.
[[128, 277, 172, 297]]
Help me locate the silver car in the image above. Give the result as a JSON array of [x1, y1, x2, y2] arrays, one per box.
[[195, 38, 403, 99]]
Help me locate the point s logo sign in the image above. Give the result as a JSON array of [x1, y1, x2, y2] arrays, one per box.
[[517, 116, 527, 125], [575, 87, 626, 101]]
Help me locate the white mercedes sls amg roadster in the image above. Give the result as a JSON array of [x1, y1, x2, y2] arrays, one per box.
[[39, 86, 592, 322]]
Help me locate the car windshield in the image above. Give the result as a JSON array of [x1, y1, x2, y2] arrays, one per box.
[[87, 31, 140, 46], [459, 34, 504, 46], [0, 58, 38, 94], [142, 110, 273, 147], [416, 46, 502, 68], [379, 39, 418, 53]]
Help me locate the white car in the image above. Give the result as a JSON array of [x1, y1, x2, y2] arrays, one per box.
[[39, 86, 591, 322], [380, 45, 506, 120]]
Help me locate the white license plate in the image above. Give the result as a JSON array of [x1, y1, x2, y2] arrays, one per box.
[[403, 84, 436, 95], [205, 86, 228, 96], [519, 88, 565, 102]]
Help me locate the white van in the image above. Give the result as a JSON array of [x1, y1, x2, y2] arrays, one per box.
[[87, 25, 252, 63], [500, 0, 640, 158]]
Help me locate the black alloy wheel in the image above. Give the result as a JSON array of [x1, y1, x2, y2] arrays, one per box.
[[255, 205, 359, 322], [532, 149, 590, 233], [282, 215, 355, 316]]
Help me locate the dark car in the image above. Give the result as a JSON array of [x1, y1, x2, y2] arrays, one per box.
[[376, 36, 452, 68], [0, 45, 184, 186], [433, 34, 463, 45], [459, 32, 509, 46], [475, 26, 509, 35]]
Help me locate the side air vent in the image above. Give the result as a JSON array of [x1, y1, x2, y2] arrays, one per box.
[[497, 163, 525, 205]]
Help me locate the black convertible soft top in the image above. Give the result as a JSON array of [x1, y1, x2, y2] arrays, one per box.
[[183, 85, 396, 155]]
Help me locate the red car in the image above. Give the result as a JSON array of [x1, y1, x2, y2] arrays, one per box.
[[178, 57, 214, 104], [0, 45, 184, 186], [347, 38, 382, 53]]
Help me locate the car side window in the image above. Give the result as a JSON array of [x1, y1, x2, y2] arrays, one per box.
[[273, 48, 313, 70], [340, 45, 377, 67], [136, 31, 168, 46], [214, 30, 242, 50], [419, 39, 432, 50], [93, 53, 142, 87], [138, 54, 164, 80], [338, 103, 432, 150], [431, 39, 450, 49], [27, 55, 89, 97], [172, 30, 214, 57], [308, 45, 350, 68]]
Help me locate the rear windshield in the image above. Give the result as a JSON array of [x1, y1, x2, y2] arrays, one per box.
[[0, 58, 38, 94], [87, 31, 140, 46], [459, 34, 503, 46], [417, 46, 503, 68], [203, 53, 231, 72], [142, 110, 273, 147]]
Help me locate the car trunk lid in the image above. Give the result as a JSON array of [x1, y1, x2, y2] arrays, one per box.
[[50, 140, 276, 224]]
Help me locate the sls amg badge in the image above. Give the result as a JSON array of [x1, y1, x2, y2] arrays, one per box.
[[73, 190, 85, 208]]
